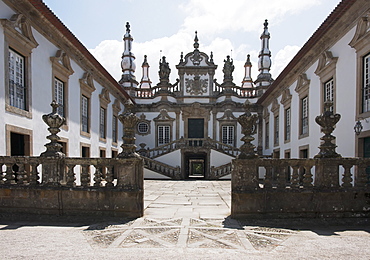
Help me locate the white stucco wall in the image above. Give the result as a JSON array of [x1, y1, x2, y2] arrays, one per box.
[[0, 1, 125, 157], [262, 25, 358, 158]]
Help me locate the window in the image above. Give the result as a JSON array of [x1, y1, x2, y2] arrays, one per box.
[[363, 54, 370, 113], [222, 125, 234, 145], [265, 121, 269, 149], [285, 108, 291, 141], [137, 122, 149, 134], [112, 115, 118, 143], [8, 49, 26, 110], [54, 78, 65, 116], [158, 125, 170, 145], [274, 116, 279, 146], [324, 78, 334, 111], [81, 95, 89, 133], [3, 14, 38, 118], [301, 96, 309, 135], [99, 107, 106, 139]]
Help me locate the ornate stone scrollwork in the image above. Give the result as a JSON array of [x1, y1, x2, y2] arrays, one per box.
[[185, 75, 208, 95], [314, 101, 341, 158], [237, 101, 259, 159]]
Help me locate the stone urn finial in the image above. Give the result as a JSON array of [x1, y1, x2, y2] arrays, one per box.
[[237, 101, 259, 159], [118, 99, 139, 158], [314, 101, 341, 158], [40, 100, 65, 157]]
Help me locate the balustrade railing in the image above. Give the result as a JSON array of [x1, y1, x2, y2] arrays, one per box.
[[139, 137, 240, 159], [0, 156, 141, 188], [142, 157, 181, 179], [233, 158, 370, 191], [213, 84, 258, 98], [135, 83, 180, 99], [210, 162, 232, 179]]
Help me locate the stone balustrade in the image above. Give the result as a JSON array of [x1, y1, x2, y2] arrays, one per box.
[[142, 157, 181, 179], [138, 137, 240, 159], [0, 100, 144, 219], [232, 157, 370, 192], [210, 162, 232, 179], [231, 101, 370, 218]]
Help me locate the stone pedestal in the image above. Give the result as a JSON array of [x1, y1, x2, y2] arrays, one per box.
[[115, 158, 144, 190], [314, 159, 340, 188]]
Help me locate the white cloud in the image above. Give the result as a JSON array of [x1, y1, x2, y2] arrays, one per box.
[[271, 45, 300, 77], [90, 0, 322, 87], [180, 0, 321, 35]]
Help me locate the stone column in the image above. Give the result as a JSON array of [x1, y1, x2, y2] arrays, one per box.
[[117, 100, 143, 190], [314, 101, 341, 188], [40, 100, 66, 186], [232, 101, 259, 192]]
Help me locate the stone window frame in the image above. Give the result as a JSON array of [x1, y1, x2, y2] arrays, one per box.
[[263, 107, 270, 149], [80, 142, 91, 157], [299, 144, 310, 158], [295, 73, 310, 139], [314, 51, 337, 113], [271, 99, 280, 147], [349, 14, 370, 119], [112, 99, 121, 146], [181, 103, 210, 139], [1, 14, 38, 119], [220, 125, 235, 145], [284, 149, 291, 159], [136, 113, 151, 136], [5, 124, 33, 156], [154, 109, 175, 146], [57, 136, 69, 157], [280, 88, 292, 143], [80, 72, 95, 138], [217, 109, 237, 146], [99, 88, 111, 143], [50, 50, 74, 131]]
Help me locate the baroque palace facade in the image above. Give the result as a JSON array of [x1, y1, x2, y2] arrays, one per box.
[[1, 0, 370, 180]]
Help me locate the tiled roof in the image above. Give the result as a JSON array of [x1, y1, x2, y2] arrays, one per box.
[[257, 0, 357, 104], [27, 0, 132, 102]]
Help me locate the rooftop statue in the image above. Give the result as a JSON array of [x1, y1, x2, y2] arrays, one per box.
[[159, 56, 171, 81], [223, 55, 234, 82]]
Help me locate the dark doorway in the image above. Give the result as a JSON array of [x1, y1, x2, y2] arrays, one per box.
[[188, 119, 204, 138], [364, 137, 370, 182], [11, 132, 25, 156], [188, 118, 204, 146], [185, 152, 207, 179]]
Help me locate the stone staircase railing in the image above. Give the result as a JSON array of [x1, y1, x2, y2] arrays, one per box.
[[210, 162, 232, 179], [142, 156, 181, 180], [138, 137, 240, 159]]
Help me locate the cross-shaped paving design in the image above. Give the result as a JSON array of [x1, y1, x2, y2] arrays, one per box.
[[84, 180, 295, 250]]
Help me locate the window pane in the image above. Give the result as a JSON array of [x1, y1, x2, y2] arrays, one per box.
[[54, 78, 64, 116], [222, 125, 234, 145], [363, 54, 370, 112], [8, 49, 26, 110], [81, 95, 89, 133], [285, 108, 291, 141], [158, 125, 170, 145], [100, 107, 106, 139], [302, 97, 308, 135], [112, 116, 117, 143]]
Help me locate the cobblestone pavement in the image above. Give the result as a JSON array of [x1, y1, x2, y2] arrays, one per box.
[[1, 180, 370, 259]]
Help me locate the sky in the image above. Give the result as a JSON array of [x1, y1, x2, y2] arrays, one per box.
[[42, 0, 341, 85]]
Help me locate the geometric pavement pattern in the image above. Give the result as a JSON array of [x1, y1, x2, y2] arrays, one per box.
[[84, 217, 295, 251]]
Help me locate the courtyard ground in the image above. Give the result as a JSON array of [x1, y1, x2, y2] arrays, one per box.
[[1, 180, 370, 259]]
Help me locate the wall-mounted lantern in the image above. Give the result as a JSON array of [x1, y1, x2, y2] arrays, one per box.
[[354, 120, 363, 135]]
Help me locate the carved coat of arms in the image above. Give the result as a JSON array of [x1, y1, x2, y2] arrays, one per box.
[[185, 75, 208, 95]]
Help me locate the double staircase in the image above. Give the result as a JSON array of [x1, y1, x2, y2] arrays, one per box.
[[137, 137, 239, 179]]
